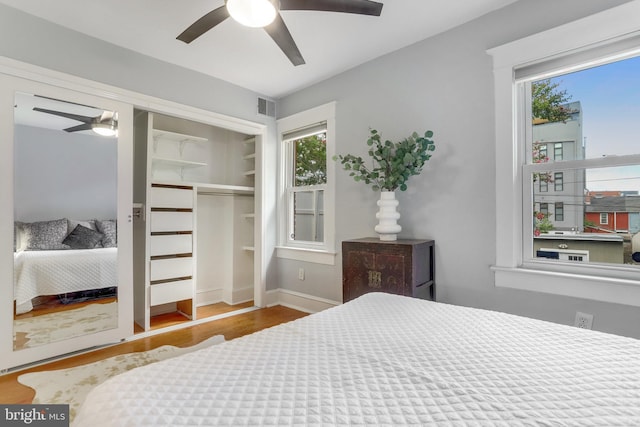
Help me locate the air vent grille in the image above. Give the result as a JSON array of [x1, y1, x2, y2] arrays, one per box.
[[257, 97, 276, 117]]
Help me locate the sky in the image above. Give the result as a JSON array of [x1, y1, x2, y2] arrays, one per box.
[[548, 54, 640, 192]]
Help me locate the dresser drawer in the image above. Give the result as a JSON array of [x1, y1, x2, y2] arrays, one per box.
[[150, 279, 193, 306], [150, 186, 193, 209], [149, 234, 192, 257], [150, 257, 193, 282], [150, 211, 193, 232]]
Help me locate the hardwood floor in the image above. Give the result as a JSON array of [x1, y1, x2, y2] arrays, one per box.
[[0, 305, 308, 405]]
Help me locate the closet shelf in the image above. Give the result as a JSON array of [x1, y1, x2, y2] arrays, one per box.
[[243, 153, 256, 160], [152, 157, 207, 168], [243, 170, 256, 176], [153, 129, 208, 144]]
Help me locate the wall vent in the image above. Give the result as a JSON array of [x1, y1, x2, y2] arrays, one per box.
[[257, 97, 276, 118]]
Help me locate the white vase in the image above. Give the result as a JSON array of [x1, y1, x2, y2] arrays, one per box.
[[374, 190, 401, 241]]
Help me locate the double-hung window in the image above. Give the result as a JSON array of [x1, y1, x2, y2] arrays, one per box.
[[489, 2, 640, 306], [276, 102, 336, 265], [284, 124, 327, 243]]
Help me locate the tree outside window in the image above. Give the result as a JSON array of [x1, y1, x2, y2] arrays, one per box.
[[294, 133, 327, 186]]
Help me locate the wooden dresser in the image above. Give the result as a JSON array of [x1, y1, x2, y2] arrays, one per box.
[[342, 238, 435, 303]]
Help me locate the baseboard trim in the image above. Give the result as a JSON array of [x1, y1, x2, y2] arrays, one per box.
[[266, 288, 340, 313]]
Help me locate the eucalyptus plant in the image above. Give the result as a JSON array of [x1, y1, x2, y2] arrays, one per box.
[[334, 129, 435, 191]]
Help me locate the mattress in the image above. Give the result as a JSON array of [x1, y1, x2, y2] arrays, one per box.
[[14, 248, 117, 314], [74, 293, 640, 426]]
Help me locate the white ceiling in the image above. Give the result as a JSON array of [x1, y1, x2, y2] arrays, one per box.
[[0, 0, 518, 98]]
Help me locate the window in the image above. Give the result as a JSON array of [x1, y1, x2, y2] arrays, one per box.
[[554, 202, 564, 222], [554, 143, 563, 161], [489, 2, 640, 306], [285, 127, 326, 243], [600, 212, 609, 225], [276, 102, 336, 265], [540, 203, 548, 216], [553, 172, 563, 192], [539, 178, 548, 192]]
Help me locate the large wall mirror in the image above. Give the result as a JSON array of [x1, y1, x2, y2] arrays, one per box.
[[13, 93, 119, 350], [0, 73, 133, 371]]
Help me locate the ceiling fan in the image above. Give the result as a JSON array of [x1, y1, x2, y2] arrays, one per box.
[[177, 0, 384, 66], [32, 107, 118, 136]]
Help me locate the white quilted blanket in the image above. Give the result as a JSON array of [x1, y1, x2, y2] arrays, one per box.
[[14, 248, 117, 314], [74, 293, 640, 426]]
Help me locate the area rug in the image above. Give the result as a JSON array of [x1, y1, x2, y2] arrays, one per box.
[[13, 302, 118, 350], [17, 335, 225, 423]]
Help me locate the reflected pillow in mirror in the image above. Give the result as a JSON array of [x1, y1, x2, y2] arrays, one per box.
[[20, 218, 69, 250], [95, 219, 117, 248], [62, 224, 104, 249], [68, 219, 97, 232]]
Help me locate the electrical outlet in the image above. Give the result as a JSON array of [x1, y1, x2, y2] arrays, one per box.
[[574, 311, 594, 329], [298, 268, 305, 281]]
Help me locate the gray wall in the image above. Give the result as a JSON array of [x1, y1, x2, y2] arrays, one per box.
[[14, 125, 117, 222], [276, 0, 640, 338]]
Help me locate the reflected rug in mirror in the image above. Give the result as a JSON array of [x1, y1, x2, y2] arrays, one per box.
[[13, 301, 118, 350], [17, 335, 225, 423]]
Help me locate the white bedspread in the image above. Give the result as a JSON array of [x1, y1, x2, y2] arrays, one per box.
[[75, 293, 640, 426], [14, 248, 117, 314]]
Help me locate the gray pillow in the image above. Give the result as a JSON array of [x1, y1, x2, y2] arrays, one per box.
[[95, 219, 117, 248], [63, 224, 104, 249], [20, 218, 69, 250], [68, 219, 97, 232]]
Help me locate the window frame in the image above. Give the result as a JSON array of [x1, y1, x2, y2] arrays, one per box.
[[554, 143, 563, 161], [276, 102, 336, 265], [553, 172, 563, 192], [600, 212, 609, 225], [488, 1, 640, 306], [554, 202, 564, 222], [284, 126, 327, 245]]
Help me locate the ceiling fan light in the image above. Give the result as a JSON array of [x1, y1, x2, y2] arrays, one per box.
[[227, 0, 277, 28], [92, 121, 118, 137]]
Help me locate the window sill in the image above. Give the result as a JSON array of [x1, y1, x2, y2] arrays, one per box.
[[276, 246, 336, 265], [491, 265, 640, 307]]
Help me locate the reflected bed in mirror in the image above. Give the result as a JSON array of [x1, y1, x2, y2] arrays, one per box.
[[13, 92, 119, 350]]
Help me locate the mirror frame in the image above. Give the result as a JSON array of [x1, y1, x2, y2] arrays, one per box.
[[0, 73, 134, 371]]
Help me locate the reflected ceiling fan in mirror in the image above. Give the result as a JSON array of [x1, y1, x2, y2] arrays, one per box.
[[32, 107, 118, 137], [177, 0, 384, 66]]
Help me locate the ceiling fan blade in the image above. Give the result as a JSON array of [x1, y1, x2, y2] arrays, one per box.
[[177, 6, 230, 43], [279, 0, 383, 16], [33, 107, 93, 124], [264, 13, 305, 66], [64, 123, 93, 133]]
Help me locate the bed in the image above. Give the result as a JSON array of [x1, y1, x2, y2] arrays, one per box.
[[13, 218, 118, 314], [74, 292, 640, 426], [14, 247, 117, 314]]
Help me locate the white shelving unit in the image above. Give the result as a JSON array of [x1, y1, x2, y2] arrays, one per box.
[[134, 111, 261, 330], [151, 129, 208, 181]]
